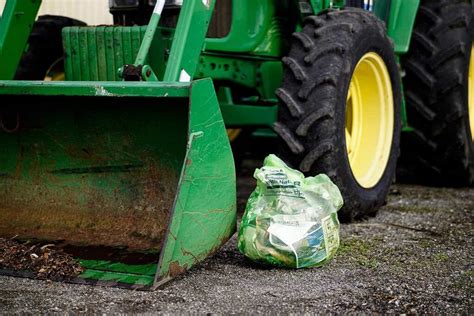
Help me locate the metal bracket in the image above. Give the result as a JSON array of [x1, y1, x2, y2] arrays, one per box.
[[120, 64, 143, 81]]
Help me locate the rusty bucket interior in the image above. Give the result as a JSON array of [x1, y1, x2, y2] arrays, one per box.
[[0, 79, 236, 289]]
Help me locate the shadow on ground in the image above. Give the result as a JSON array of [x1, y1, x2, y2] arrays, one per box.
[[0, 159, 472, 314]]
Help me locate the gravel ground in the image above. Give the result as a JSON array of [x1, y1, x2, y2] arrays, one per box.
[[0, 168, 473, 314]]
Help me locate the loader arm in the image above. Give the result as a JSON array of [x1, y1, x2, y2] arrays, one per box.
[[0, 0, 42, 80], [120, 0, 216, 82]]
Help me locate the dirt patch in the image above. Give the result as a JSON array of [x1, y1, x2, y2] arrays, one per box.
[[0, 238, 83, 281], [0, 180, 472, 314]]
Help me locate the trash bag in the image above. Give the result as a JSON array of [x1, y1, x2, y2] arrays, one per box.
[[237, 154, 343, 268]]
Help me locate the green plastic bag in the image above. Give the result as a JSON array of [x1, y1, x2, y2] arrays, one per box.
[[237, 154, 343, 268]]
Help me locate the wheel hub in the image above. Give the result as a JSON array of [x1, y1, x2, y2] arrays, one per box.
[[345, 52, 394, 189]]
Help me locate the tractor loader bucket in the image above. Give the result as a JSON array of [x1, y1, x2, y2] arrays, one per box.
[[0, 78, 236, 289]]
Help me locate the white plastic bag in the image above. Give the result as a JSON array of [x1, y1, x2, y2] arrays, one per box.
[[238, 154, 343, 268]]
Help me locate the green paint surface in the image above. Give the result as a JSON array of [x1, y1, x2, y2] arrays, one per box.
[[79, 260, 157, 286], [0, 0, 42, 79], [0, 79, 236, 289]]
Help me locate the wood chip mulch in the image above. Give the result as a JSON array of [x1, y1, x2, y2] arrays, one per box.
[[0, 238, 84, 281]]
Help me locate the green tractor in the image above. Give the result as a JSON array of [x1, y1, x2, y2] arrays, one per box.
[[0, 0, 472, 289]]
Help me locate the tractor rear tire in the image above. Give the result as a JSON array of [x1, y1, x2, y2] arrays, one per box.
[[275, 8, 401, 222], [400, 0, 474, 186], [14, 15, 86, 80]]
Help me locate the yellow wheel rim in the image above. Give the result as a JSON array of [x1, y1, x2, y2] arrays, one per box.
[[44, 58, 65, 81], [345, 52, 394, 189], [227, 128, 242, 142], [469, 43, 474, 141]]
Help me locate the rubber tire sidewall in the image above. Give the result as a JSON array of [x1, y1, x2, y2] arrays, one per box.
[[14, 15, 86, 80], [277, 10, 401, 221], [336, 28, 401, 220], [399, 2, 474, 185]]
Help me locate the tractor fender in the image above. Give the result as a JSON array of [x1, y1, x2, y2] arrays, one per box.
[[387, 0, 421, 54]]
